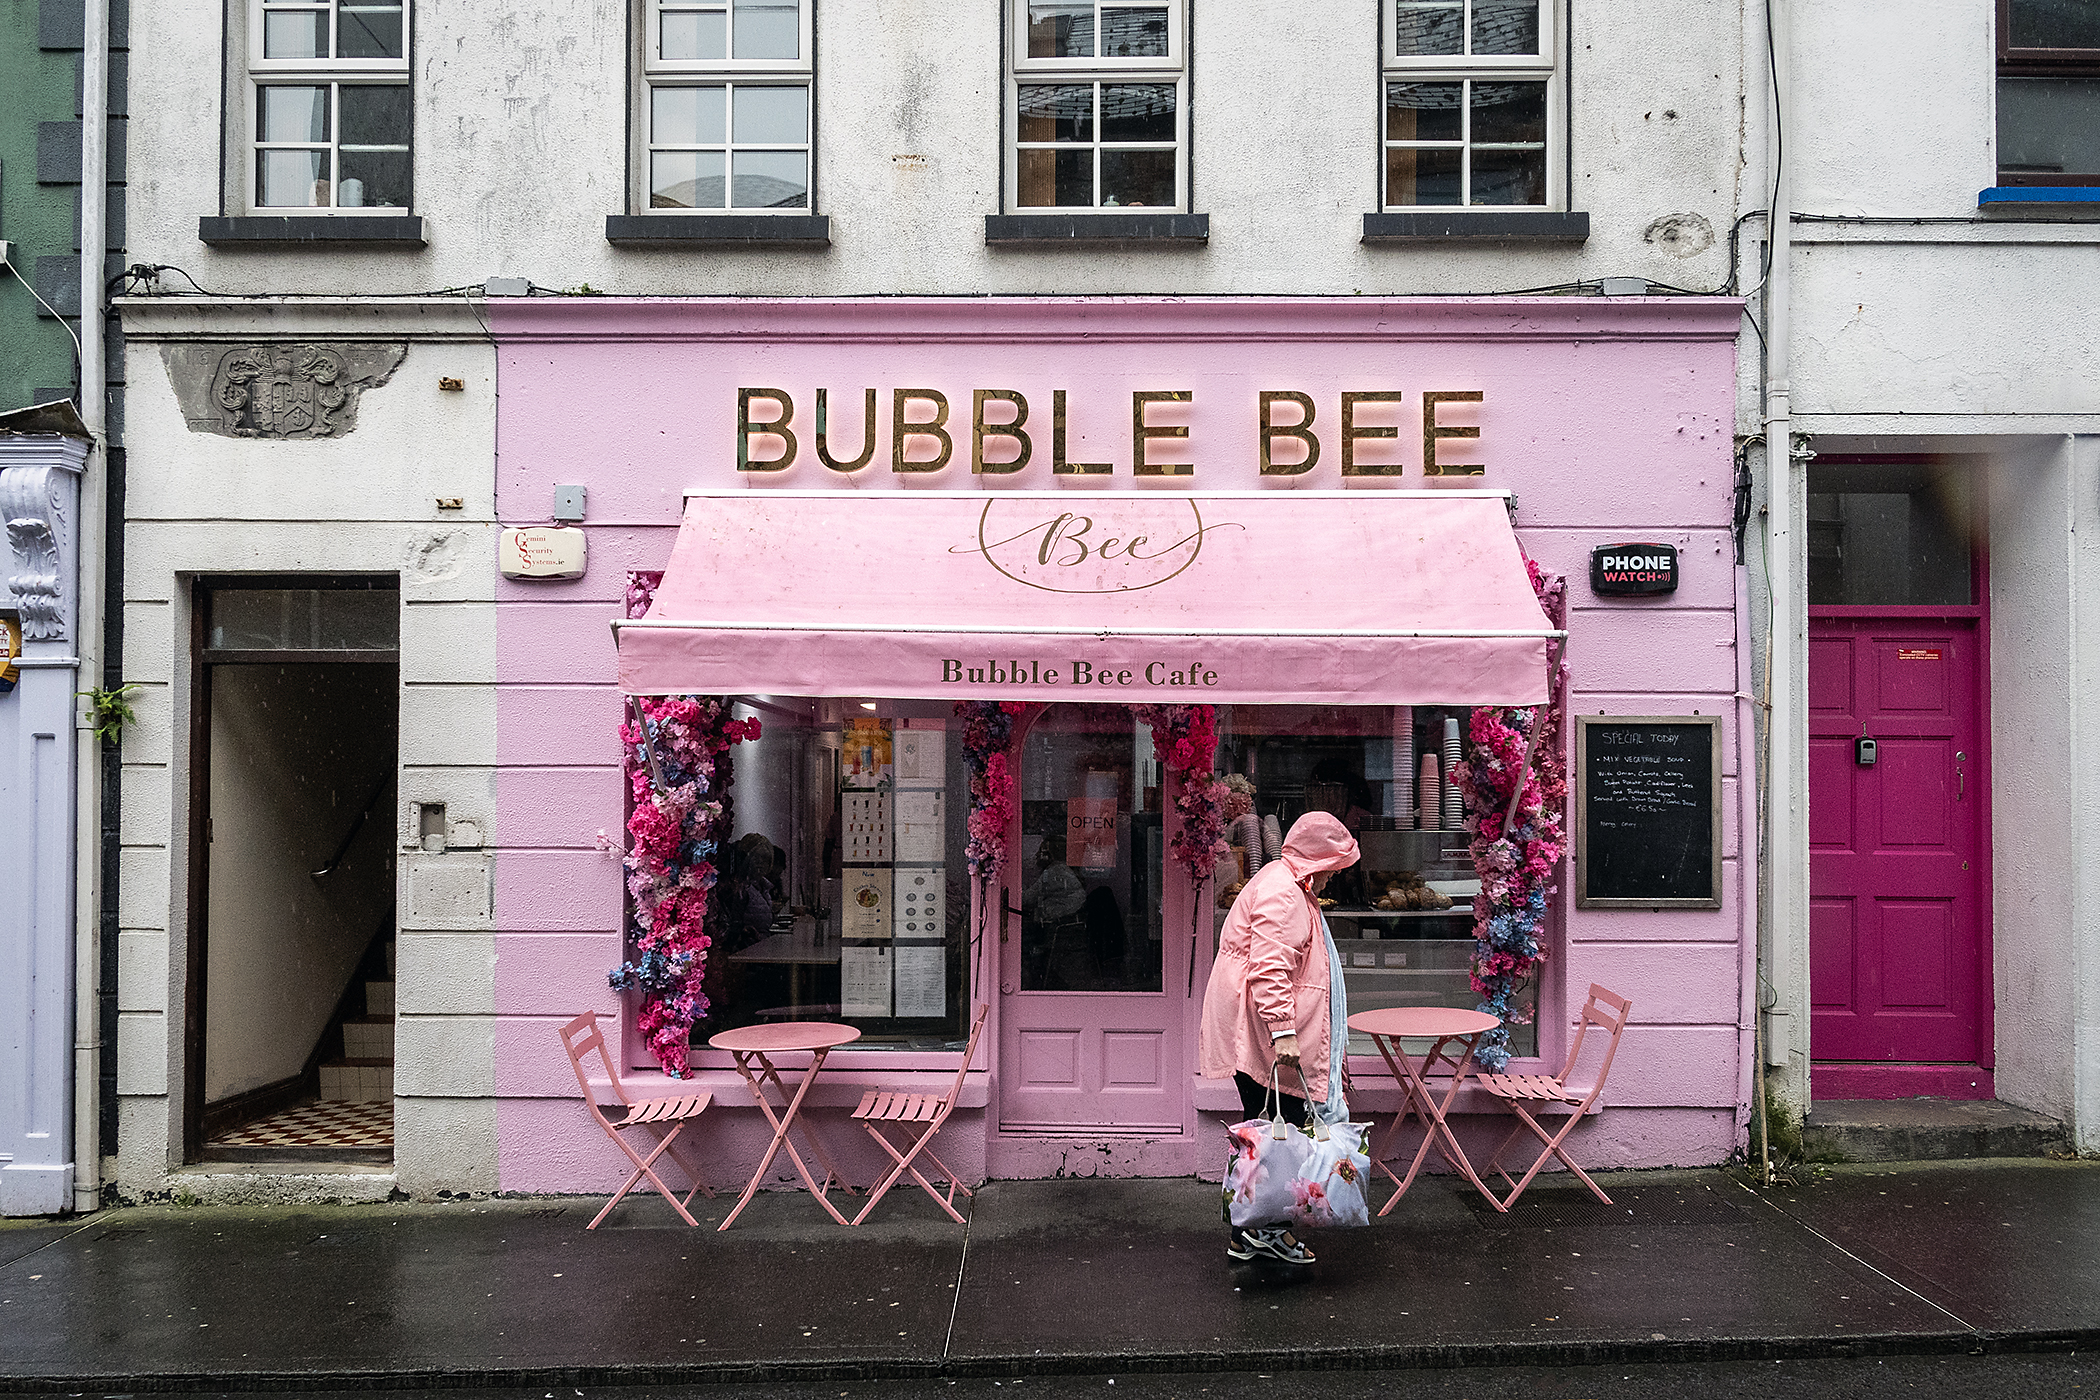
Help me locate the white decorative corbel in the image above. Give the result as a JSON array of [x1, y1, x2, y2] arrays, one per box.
[[0, 436, 90, 643]]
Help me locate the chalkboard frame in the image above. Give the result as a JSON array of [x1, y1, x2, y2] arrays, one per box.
[[1574, 714, 1723, 910]]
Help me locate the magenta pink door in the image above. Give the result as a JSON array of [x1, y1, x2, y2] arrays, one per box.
[[1808, 615, 1992, 1098], [997, 705, 1187, 1133]]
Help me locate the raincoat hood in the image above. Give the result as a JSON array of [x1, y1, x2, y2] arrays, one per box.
[[1277, 812, 1361, 882]]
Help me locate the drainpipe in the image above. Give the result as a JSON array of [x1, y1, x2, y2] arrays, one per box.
[[1736, 566, 1760, 1155], [1759, 0, 1800, 1102], [72, 0, 110, 1216]]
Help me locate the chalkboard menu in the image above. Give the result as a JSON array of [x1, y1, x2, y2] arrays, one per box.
[[1575, 715, 1722, 909]]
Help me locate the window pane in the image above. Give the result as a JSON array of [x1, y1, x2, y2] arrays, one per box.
[[1807, 464, 1975, 606], [1100, 147, 1173, 206], [337, 147, 410, 207], [1100, 83, 1174, 141], [652, 149, 725, 207], [1471, 81, 1546, 143], [259, 148, 329, 206], [1101, 5, 1169, 57], [1017, 147, 1093, 205], [1997, 77, 2100, 176], [1018, 84, 1094, 141], [1470, 147, 1545, 204], [1471, 0, 1540, 54], [260, 85, 329, 142], [1395, 0, 1462, 55], [1020, 707, 1159, 993], [263, 10, 324, 59], [2009, 0, 2100, 49], [732, 84, 807, 143], [660, 8, 727, 60], [209, 587, 399, 649], [731, 0, 799, 58], [1029, 2, 1094, 57], [338, 83, 410, 146], [731, 149, 809, 207], [1386, 81, 1462, 141], [1386, 144, 1461, 204], [336, 1, 403, 58], [654, 85, 726, 144]]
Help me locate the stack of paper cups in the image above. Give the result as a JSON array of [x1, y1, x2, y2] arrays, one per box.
[[1393, 706, 1414, 826], [1442, 717, 1464, 829], [1417, 752, 1440, 832]]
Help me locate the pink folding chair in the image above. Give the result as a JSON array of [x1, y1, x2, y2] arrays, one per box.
[[848, 1004, 989, 1225], [559, 1010, 716, 1229], [1477, 984, 1633, 1208]]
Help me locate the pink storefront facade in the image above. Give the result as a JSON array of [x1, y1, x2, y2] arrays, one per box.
[[489, 296, 1751, 1196]]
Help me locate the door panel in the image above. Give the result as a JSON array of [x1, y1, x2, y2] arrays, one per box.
[[1809, 618, 1986, 1071]]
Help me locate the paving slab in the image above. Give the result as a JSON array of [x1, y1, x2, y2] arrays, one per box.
[[1751, 1160, 2100, 1336]]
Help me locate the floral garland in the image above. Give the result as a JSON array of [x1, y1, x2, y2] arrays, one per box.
[[607, 572, 760, 1077], [956, 701, 1026, 928], [1450, 559, 1569, 1072], [1133, 704, 1231, 888]]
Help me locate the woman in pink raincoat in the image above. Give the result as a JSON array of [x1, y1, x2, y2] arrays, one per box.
[[1199, 810, 1361, 1266]]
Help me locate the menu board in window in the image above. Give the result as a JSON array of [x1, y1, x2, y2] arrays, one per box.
[[1575, 715, 1722, 909]]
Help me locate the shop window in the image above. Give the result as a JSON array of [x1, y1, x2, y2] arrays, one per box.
[[1383, 0, 1561, 210], [1009, 2, 1187, 211], [1996, 0, 2100, 186], [699, 700, 968, 1047], [1807, 463, 1978, 607], [1213, 705, 1538, 1061], [638, 0, 814, 211], [244, 0, 412, 211]]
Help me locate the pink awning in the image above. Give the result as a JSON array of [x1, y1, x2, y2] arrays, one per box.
[[616, 491, 1558, 706]]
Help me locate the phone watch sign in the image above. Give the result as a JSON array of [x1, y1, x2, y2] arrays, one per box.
[[1590, 542, 1679, 596]]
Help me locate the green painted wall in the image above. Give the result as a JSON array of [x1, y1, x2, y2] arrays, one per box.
[[0, 0, 82, 413]]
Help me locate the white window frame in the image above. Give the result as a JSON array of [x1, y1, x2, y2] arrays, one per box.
[[1382, 0, 1563, 212], [637, 0, 816, 215], [1006, 1, 1188, 214], [243, 0, 412, 214]]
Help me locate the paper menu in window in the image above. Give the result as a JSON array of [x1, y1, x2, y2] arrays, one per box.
[[842, 717, 893, 788], [895, 727, 945, 783], [843, 867, 892, 941], [894, 789, 944, 863], [893, 945, 945, 1020], [841, 945, 893, 1019], [843, 791, 891, 864], [893, 867, 945, 939]]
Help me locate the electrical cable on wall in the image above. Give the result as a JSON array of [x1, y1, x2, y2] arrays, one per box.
[[0, 245, 86, 366]]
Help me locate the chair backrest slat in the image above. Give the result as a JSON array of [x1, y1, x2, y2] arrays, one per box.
[[927, 1004, 991, 1126], [559, 1010, 633, 1123], [1561, 983, 1632, 1113]]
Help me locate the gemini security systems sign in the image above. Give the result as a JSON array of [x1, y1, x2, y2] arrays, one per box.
[[1590, 542, 1679, 596]]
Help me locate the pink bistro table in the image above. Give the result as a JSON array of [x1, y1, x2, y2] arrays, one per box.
[[707, 1021, 862, 1230], [1347, 1006, 1509, 1216]]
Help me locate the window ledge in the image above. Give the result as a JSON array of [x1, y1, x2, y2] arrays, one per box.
[[985, 212, 1209, 245], [1363, 210, 1589, 243], [200, 215, 426, 247], [605, 213, 832, 246], [1979, 186, 2100, 219]]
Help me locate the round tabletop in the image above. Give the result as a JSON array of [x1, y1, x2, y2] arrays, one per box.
[[708, 1021, 863, 1054], [1348, 1006, 1500, 1039]]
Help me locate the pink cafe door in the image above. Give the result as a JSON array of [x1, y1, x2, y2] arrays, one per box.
[[996, 705, 1188, 1139], [1808, 614, 1992, 1099]]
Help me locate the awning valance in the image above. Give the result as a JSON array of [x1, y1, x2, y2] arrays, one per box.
[[616, 491, 1558, 707]]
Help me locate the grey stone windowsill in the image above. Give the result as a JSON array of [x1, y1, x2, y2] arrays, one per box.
[[1362, 211, 1590, 243], [200, 215, 426, 246], [605, 213, 831, 246], [985, 212, 1208, 245]]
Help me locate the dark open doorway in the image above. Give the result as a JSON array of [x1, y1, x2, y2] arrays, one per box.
[[184, 577, 400, 1164]]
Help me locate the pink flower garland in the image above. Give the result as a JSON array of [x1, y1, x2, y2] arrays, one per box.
[[608, 572, 760, 1077], [1450, 559, 1569, 1071], [1134, 704, 1231, 885]]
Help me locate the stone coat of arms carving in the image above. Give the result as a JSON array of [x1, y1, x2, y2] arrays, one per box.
[[165, 342, 407, 440]]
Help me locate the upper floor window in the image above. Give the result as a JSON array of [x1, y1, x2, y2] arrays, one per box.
[[1007, 2, 1186, 212], [641, 0, 813, 211], [247, 0, 411, 211], [1996, 0, 2100, 185], [1383, 0, 1560, 210]]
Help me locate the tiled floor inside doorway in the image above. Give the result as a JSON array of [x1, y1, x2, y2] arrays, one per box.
[[202, 1099, 393, 1163]]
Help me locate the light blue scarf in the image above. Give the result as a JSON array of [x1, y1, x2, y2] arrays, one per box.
[[1315, 914, 1349, 1125]]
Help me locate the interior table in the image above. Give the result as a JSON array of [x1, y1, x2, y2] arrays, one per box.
[[707, 1020, 862, 1229], [1347, 1005, 1508, 1215]]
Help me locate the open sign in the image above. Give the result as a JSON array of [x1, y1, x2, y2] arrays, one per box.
[[1590, 542, 1679, 596]]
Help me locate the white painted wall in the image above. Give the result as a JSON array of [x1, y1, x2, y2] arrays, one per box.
[[125, 0, 1749, 298]]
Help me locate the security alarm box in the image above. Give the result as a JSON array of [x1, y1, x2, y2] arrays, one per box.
[[500, 525, 587, 580], [1590, 542, 1679, 596]]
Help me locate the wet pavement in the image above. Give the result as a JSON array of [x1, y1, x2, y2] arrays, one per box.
[[0, 1161, 2095, 1389]]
